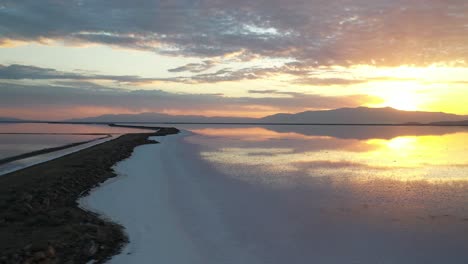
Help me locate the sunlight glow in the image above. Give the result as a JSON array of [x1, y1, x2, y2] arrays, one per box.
[[382, 88, 420, 111], [194, 128, 468, 183], [385, 137, 417, 151], [366, 82, 425, 111]]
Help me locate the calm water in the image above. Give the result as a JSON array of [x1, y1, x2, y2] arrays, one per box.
[[187, 125, 468, 182], [5, 122, 467, 262], [0, 123, 153, 160], [173, 125, 468, 263], [0, 123, 154, 134], [0, 134, 104, 159]]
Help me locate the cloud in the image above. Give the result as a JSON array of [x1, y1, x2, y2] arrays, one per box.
[[168, 60, 217, 73], [248, 89, 278, 94], [0, 63, 272, 84], [2, 63, 430, 87], [8, 63, 459, 87], [294, 77, 366, 86], [0, 0, 466, 66], [0, 63, 276, 84], [246, 89, 382, 109], [0, 64, 145, 83], [0, 82, 382, 120]]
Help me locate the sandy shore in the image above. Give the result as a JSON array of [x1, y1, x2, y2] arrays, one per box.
[[0, 127, 179, 264], [80, 131, 259, 263]]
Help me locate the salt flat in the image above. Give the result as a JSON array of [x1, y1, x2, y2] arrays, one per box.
[[81, 128, 468, 264], [80, 131, 258, 263]]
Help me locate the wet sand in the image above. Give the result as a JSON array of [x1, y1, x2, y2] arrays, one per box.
[[0, 127, 179, 264]]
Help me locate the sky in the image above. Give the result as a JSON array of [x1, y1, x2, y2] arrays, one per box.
[[0, 0, 467, 120]]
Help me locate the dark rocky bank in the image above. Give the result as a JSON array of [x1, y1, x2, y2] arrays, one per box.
[[0, 127, 179, 264]]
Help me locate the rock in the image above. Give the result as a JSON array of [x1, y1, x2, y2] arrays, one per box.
[[83, 223, 99, 233], [0, 256, 8, 264], [28, 241, 48, 252], [3, 212, 18, 222], [84, 240, 98, 257], [59, 187, 70, 193], [23, 203, 34, 214], [33, 251, 46, 261], [21, 193, 33, 203], [22, 244, 33, 256], [37, 259, 54, 264], [23, 244, 32, 251], [42, 198, 50, 210], [0, 133, 173, 264], [46, 245, 56, 258], [22, 257, 34, 264]]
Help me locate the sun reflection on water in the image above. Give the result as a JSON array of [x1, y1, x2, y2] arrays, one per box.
[[188, 127, 468, 183]]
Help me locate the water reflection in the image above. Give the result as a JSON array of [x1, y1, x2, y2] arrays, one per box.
[[178, 126, 468, 263], [0, 134, 103, 159], [0, 122, 154, 162], [0, 123, 154, 134], [264, 125, 468, 140], [187, 126, 468, 182]]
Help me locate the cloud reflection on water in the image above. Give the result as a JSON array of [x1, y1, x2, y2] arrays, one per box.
[[187, 126, 468, 182]]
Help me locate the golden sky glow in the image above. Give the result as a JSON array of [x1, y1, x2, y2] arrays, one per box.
[[0, 43, 467, 119], [0, 1, 467, 119]]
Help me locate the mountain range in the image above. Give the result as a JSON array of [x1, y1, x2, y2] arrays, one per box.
[[0, 117, 24, 122], [66, 107, 468, 124], [260, 107, 467, 124], [2, 107, 467, 125], [67, 112, 257, 123], [428, 120, 468, 126]]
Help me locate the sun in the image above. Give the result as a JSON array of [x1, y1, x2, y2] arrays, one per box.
[[384, 91, 420, 111], [372, 82, 423, 111]]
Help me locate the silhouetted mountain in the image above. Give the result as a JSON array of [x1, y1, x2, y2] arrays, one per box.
[[429, 120, 468, 126], [66, 107, 467, 124], [0, 117, 23, 122], [67, 112, 257, 123], [260, 107, 467, 124]]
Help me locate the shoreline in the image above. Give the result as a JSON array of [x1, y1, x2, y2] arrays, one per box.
[[0, 135, 111, 166], [0, 127, 179, 264], [79, 130, 260, 263], [81, 128, 468, 263], [2, 120, 468, 127]]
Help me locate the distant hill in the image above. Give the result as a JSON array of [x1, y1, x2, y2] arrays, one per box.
[[67, 112, 258, 123], [260, 107, 467, 124], [429, 120, 468, 126], [0, 117, 23, 122], [66, 107, 467, 124]]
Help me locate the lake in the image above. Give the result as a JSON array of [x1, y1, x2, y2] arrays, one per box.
[[78, 123, 468, 263], [178, 125, 468, 263], [0, 123, 154, 134], [0, 123, 154, 174], [0, 123, 154, 158], [0, 134, 105, 159], [4, 122, 468, 263]]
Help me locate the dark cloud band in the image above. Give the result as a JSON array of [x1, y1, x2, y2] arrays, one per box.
[[0, 0, 466, 66], [0, 82, 381, 119]]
